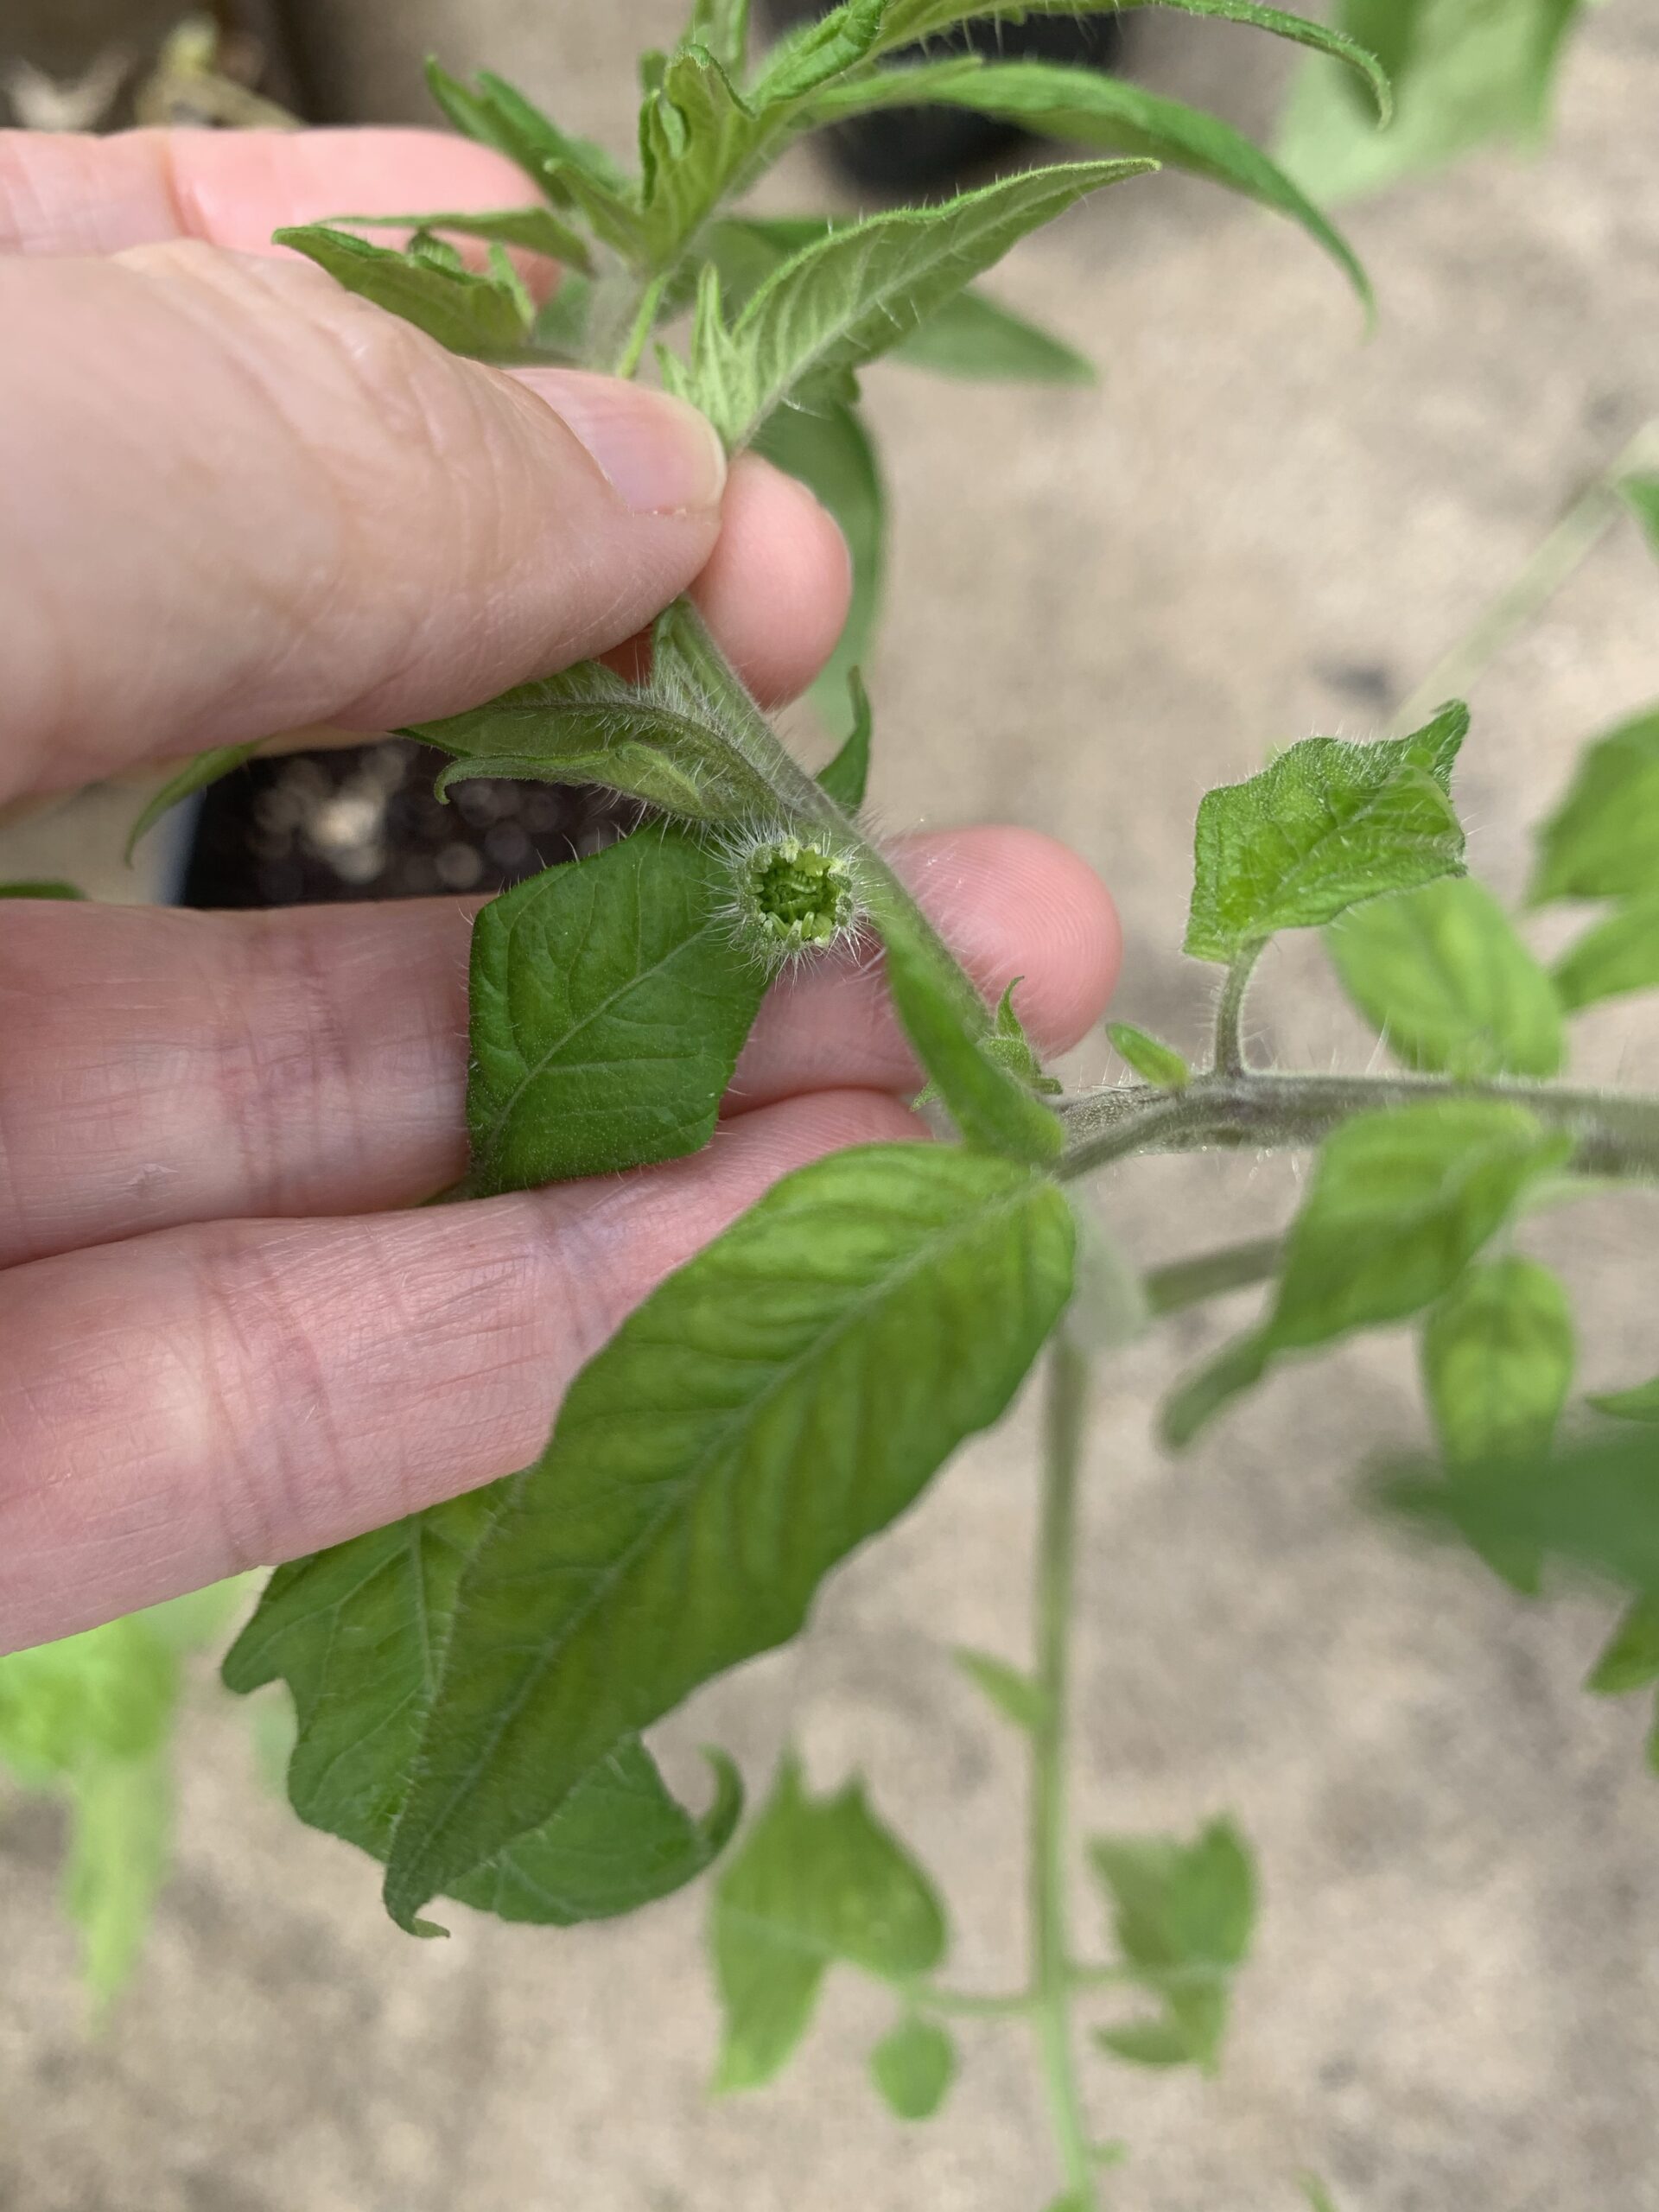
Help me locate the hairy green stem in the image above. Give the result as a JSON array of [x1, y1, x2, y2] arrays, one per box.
[[1031, 1332, 1098, 2206], [659, 601, 998, 1040], [1213, 944, 1264, 1076], [1395, 418, 1659, 730], [613, 274, 667, 378], [1059, 1069, 1659, 1184]]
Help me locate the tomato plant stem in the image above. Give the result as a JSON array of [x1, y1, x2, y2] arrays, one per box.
[[613, 275, 668, 378], [1395, 418, 1659, 730], [1059, 1069, 1659, 1184], [1213, 944, 1264, 1076], [1031, 1331, 1099, 2205]]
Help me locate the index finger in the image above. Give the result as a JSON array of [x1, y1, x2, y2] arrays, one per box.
[[0, 125, 538, 257]]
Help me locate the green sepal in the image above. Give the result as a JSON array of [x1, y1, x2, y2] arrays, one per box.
[[1108, 1022, 1191, 1091]]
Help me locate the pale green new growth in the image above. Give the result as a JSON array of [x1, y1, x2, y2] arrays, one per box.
[[1185, 705, 1469, 963], [661, 162, 1154, 448]]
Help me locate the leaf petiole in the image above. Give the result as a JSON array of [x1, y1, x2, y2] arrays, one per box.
[[613, 273, 669, 378]]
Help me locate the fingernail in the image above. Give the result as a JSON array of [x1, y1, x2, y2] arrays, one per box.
[[512, 367, 728, 515]]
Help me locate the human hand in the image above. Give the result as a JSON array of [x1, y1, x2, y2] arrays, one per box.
[[0, 126, 1119, 1651]]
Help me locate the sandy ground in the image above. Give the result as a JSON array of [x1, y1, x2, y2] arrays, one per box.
[[3, 6, 1659, 2209]]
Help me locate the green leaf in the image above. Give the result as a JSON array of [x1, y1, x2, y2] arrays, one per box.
[[223, 1495, 741, 1926], [0, 1592, 237, 2004], [382, 1143, 1075, 1931], [864, 60, 1370, 309], [753, 402, 887, 736], [327, 204, 594, 272], [1422, 1256, 1574, 1593], [710, 1757, 947, 2092], [817, 671, 874, 810], [1554, 893, 1659, 1013], [1300, 2180, 1343, 2212], [870, 2015, 957, 2120], [888, 288, 1095, 385], [1090, 1817, 1256, 2073], [1326, 876, 1565, 1078], [954, 1647, 1046, 1735], [127, 742, 261, 861], [1108, 1022, 1191, 1091], [886, 933, 1065, 1162], [637, 9, 890, 274], [1166, 1102, 1570, 1446], [638, 46, 764, 270], [1278, 0, 1582, 202], [1622, 474, 1659, 563], [661, 161, 1154, 449], [424, 60, 627, 199], [874, 0, 1391, 120], [749, 0, 887, 104], [1531, 707, 1659, 904], [1589, 1376, 1659, 1425], [0, 879, 84, 899], [1096, 2014, 1210, 2068], [65, 1754, 171, 2012], [1273, 1103, 1568, 1352], [1586, 1597, 1659, 1697], [466, 829, 769, 1195], [408, 658, 776, 824], [707, 214, 1091, 385], [1423, 1258, 1575, 1468], [1184, 704, 1469, 963], [686, 0, 753, 70], [274, 224, 533, 355], [0, 1616, 177, 1781], [1385, 1430, 1659, 1599]]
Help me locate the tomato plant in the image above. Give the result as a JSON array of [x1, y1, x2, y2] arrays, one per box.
[[2, 3, 1653, 2203]]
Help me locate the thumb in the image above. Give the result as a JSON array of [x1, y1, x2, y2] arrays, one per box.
[[0, 241, 728, 804]]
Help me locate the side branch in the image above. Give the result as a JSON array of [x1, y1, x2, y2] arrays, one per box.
[[1059, 1071, 1659, 1183]]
